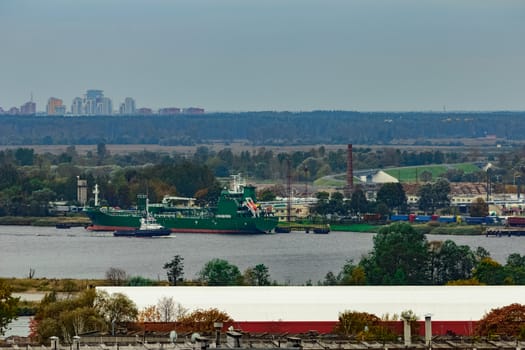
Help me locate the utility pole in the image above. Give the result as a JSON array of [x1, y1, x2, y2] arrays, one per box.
[[287, 159, 292, 223], [303, 164, 308, 198]]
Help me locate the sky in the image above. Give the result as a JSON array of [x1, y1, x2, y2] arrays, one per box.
[[0, 0, 524, 112]]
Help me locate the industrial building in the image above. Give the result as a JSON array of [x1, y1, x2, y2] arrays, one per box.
[[97, 286, 525, 336]]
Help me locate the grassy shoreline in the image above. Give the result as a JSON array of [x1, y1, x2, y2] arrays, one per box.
[[0, 216, 91, 227]]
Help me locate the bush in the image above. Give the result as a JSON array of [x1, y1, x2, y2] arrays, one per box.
[[333, 310, 396, 341]]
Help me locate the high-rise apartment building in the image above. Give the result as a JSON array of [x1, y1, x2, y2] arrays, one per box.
[[125, 97, 135, 114], [119, 97, 136, 115], [20, 101, 36, 115], [96, 97, 113, 115], [71, 97, 83, 115], [70, 90, 113, 115], [47, 97, 64, 115], [86, 89, 104, 101]]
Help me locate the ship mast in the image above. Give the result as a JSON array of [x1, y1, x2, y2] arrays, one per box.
[[93, 184, 100, 206]]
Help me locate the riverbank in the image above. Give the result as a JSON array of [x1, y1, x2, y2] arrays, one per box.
[[0, 217, 484, 235], [0, 216, 90, 227], [329, 222, 484, 235]]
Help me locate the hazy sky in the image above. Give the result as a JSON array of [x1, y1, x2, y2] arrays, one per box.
[[1, 0, 524, 112]]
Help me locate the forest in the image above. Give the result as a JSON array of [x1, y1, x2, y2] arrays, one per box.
[[2, 111, 525, 146]]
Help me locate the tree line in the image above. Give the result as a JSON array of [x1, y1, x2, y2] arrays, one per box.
[[2, 111, 525, 146], [107, 224, 525, 288]]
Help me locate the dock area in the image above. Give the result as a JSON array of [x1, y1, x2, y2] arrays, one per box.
[[485, 226, 525, 237], [275, 224, 330, 234]]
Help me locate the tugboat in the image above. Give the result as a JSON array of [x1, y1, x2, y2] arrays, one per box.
[[113, 198, 172, 237], [113, 216, 172, 237]]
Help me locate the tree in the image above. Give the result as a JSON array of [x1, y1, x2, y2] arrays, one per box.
[[476, 303, 525, 337], [333, 310, 395, 341], [376, 183, 407, 213], [0, 282, 19, 336], [137, 305, 161, 322], [417, 183, 434, 214], [95, 291, 138, 335], [417, 179, 451, 214], [473, 257, 506, 285], [360, 223, 429, 285], [258, 188, 276, 201], [419, 170, 432, 182], [14, 148, 34, 166], [163, 255, 185, 286], [428, 240, 476, 285], [156, 296, 186, 322], [470, 197, 489, 217], [505, 253, 525, 284], [349, 187, 368, 215], [337, 260, 366, 285], [199, 258, 242, 286], [176, 308, 232, 333], [32, 289, 105, 343], [323, 271, 338, 286], [243, 264, 271, 286], [105, 267, 128, 286]]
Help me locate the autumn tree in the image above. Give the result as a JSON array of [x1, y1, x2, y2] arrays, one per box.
[[176, 308, 232, 333], [333, 310, 395, 341], [476, 303, 525, 337], [0, 282, 19, 336], [32, 289, 105, 343], [95, 291, 138, 335], [137, 305, 161, 322]]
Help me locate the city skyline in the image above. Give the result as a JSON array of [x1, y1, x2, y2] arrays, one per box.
[[1, 0, 524, 112], [0, 89, 205, 115]]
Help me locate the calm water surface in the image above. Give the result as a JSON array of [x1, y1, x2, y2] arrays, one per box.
[[1, 225, 524, 285]]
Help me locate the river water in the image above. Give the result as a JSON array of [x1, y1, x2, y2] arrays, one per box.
[[1, 225, 524, 285]]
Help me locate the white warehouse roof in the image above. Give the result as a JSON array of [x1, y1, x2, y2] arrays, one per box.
[[97, 286, 525, 322]]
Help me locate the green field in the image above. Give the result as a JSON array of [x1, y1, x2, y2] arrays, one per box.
[[384, 163, 481, 182], [314, 162, 482, 187]]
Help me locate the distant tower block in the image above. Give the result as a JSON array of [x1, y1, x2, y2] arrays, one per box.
[[77, 177, 88, 206], [345, 144, 354, 197]]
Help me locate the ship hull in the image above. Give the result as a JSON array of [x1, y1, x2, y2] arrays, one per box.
[[85, 209, 278, 234], [113, 228, 172, 237]]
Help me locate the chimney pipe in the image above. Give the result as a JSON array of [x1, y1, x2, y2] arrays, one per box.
[[50, 336, 59, 350], [403, 320, 411, 346], [425, 314, 432, 348]]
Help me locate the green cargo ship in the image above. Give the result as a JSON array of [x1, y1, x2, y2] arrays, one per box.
[[85, 175, 278, 234]]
